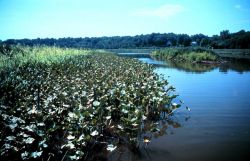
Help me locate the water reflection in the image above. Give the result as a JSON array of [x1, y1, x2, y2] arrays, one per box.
[[164, 61, 217, 73], [219, 58, 250, 73], [140, 55, 250, 74], [107, 117, 185, 161], [116, 53, 250, 161], [149, 59, 250, 74], [117, 53, 152, 59], [117, 53, 250, 74], [85, 117, 185, 161]]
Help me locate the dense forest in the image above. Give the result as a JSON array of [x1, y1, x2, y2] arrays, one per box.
[[1, 30, 250, 49]]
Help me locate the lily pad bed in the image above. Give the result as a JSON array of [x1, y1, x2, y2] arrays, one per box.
[[0, 51, 178, 161]]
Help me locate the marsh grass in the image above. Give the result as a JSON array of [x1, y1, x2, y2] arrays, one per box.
[[151, 48, 219, 63], [0, 45, 91, 69]]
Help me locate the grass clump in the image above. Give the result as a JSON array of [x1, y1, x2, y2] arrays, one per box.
[[0, 46, 178, 161], [0, 44, 91, 69], [151, 48, 219, 63]]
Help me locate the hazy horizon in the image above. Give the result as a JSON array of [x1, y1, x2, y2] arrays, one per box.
[[1, 0, 250, 40]]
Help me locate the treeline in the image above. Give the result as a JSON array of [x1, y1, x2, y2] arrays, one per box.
[[1, 30, 250, 49]]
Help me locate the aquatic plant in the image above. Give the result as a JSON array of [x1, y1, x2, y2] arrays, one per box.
[[0, 46, 179, 161]]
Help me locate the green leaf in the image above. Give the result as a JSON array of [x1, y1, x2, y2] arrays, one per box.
[[31, 151, 42, 158], [93, 101, 100, 107]]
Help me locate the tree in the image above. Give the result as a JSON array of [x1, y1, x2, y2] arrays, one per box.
[[200, 38, 210, 47], [1, 30, 250, 49], [220, 30, 230, 40]]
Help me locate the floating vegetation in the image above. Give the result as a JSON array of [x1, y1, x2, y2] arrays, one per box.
[[0, 46, 179, 161]]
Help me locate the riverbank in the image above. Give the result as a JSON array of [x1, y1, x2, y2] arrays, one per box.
[[212, 49, 250, 59], [107, 48, 250, 60]]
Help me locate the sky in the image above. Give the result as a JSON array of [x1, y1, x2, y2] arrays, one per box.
[[0, 0, 250, 40]]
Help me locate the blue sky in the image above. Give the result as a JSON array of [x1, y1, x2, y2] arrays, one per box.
[[1, 0, 250, 40]]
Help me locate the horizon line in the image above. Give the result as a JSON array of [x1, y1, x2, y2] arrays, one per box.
[[1, 29, 248, 41]]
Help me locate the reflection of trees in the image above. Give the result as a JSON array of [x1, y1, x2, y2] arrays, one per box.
[[152, 60, 217, 73], [118, 53, 250, 74], [117, 53, 152, 58], [152, 58, 250, 74], [219, 58, 250, 73], [166, 61, 217, 73]]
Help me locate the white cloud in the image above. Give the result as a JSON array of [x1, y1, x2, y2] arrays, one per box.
[[235, 4, 241, 9], [133, 4, 184, 19], [234, 4, 249, 12]]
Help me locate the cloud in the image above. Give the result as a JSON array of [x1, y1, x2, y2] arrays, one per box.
[[235, 4, 241, 9], [133, 4, 184, 19], [234, 4, 249, 12]]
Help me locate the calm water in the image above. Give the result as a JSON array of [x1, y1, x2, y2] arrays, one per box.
[[115, 53, 250, 161]]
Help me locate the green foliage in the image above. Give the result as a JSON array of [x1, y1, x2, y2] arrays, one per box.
[[151, 48, 219, 63], [0, 46, 178, 161], [2, 30, 250, 49], [0, 44, 91, 69]]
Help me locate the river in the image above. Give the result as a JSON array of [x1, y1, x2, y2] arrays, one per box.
[[115, 53, 250, 161]]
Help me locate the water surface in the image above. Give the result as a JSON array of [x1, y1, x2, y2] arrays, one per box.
[[115, 53, 250, 161]]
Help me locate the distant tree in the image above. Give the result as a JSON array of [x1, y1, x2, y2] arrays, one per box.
[[200, 38, 211, 47], [177, 34, 191, 47], [4, 39, 16, 45], [191, 34, 208, 46], [220, 30, 230, 40], [2, 30, 250, 49]]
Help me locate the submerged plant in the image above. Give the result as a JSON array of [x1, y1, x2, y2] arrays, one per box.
[[0, 46, 180, 161]]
